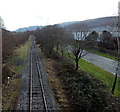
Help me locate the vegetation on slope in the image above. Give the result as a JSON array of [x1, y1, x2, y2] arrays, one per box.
[[43, 53, 120, 111], [2, 29, 30, 83], [64, 51, 120, 96], [2, 39, 30, 110]]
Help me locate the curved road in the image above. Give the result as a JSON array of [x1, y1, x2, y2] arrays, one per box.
[[82, 51, 120, 76]]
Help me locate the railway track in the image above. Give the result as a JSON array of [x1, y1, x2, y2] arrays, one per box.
[[16, 35, 59, 111], [29, 38, 48, 111]]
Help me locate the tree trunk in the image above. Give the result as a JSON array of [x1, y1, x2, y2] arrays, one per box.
[[75, 57, 79, 70], [56, 43, 59, 53], [112, 73, 118, 94], [49, 49, 52, 54], [41, 47, 44, 52], [61, 48, 64, 57]]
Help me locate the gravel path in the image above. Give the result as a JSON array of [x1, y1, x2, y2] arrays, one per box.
[[16, 36, 59, 111], [82, 51, 120, 76]]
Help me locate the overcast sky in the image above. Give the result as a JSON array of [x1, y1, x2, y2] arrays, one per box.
[[0, 0, 120, 31]]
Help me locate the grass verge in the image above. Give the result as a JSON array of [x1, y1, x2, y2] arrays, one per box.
[[64, 51, 120, 96], [2, 39, 30, 110], [79, 59, 120, 96], [87, 49, 117, 60]]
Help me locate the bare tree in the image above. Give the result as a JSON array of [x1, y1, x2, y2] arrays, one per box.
[[35, 24, 67, 57], [56, 28, 71, 57], [85, 31, 98, 49], [69, 23, 90, 70]]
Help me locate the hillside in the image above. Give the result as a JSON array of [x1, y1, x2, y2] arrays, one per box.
[[15, 26, 43, 32], [59, 21, 80, 27], [63, 16, 117, 32], [14, 16, 117, 32]]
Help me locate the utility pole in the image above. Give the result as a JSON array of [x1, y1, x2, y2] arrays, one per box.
[[111, 1, 120, 94], [118, 1, 120, 53], [118, 1, 120, 96], [0, 16, 2, 112]]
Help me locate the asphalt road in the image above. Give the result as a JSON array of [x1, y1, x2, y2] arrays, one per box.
[[82, 51, 120, 76]]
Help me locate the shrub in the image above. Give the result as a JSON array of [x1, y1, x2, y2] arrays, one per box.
[[54, 58, 120, 111]]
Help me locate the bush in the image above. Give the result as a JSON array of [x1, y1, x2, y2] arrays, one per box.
[[54, 58, 120, 111]]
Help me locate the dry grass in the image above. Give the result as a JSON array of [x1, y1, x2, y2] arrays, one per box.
[[43, 58, 71, 110]]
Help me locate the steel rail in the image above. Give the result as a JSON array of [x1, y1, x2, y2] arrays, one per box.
[[30, 46, 33, 111], [29, 39, 48, 111], [34, 44, 48, 112]]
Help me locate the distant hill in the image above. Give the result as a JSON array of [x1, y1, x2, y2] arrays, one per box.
[[14, 16, 117, 32], [61, 16, 117, 32], [59, 21, 80, 27], [15, 26, 43, 32]]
